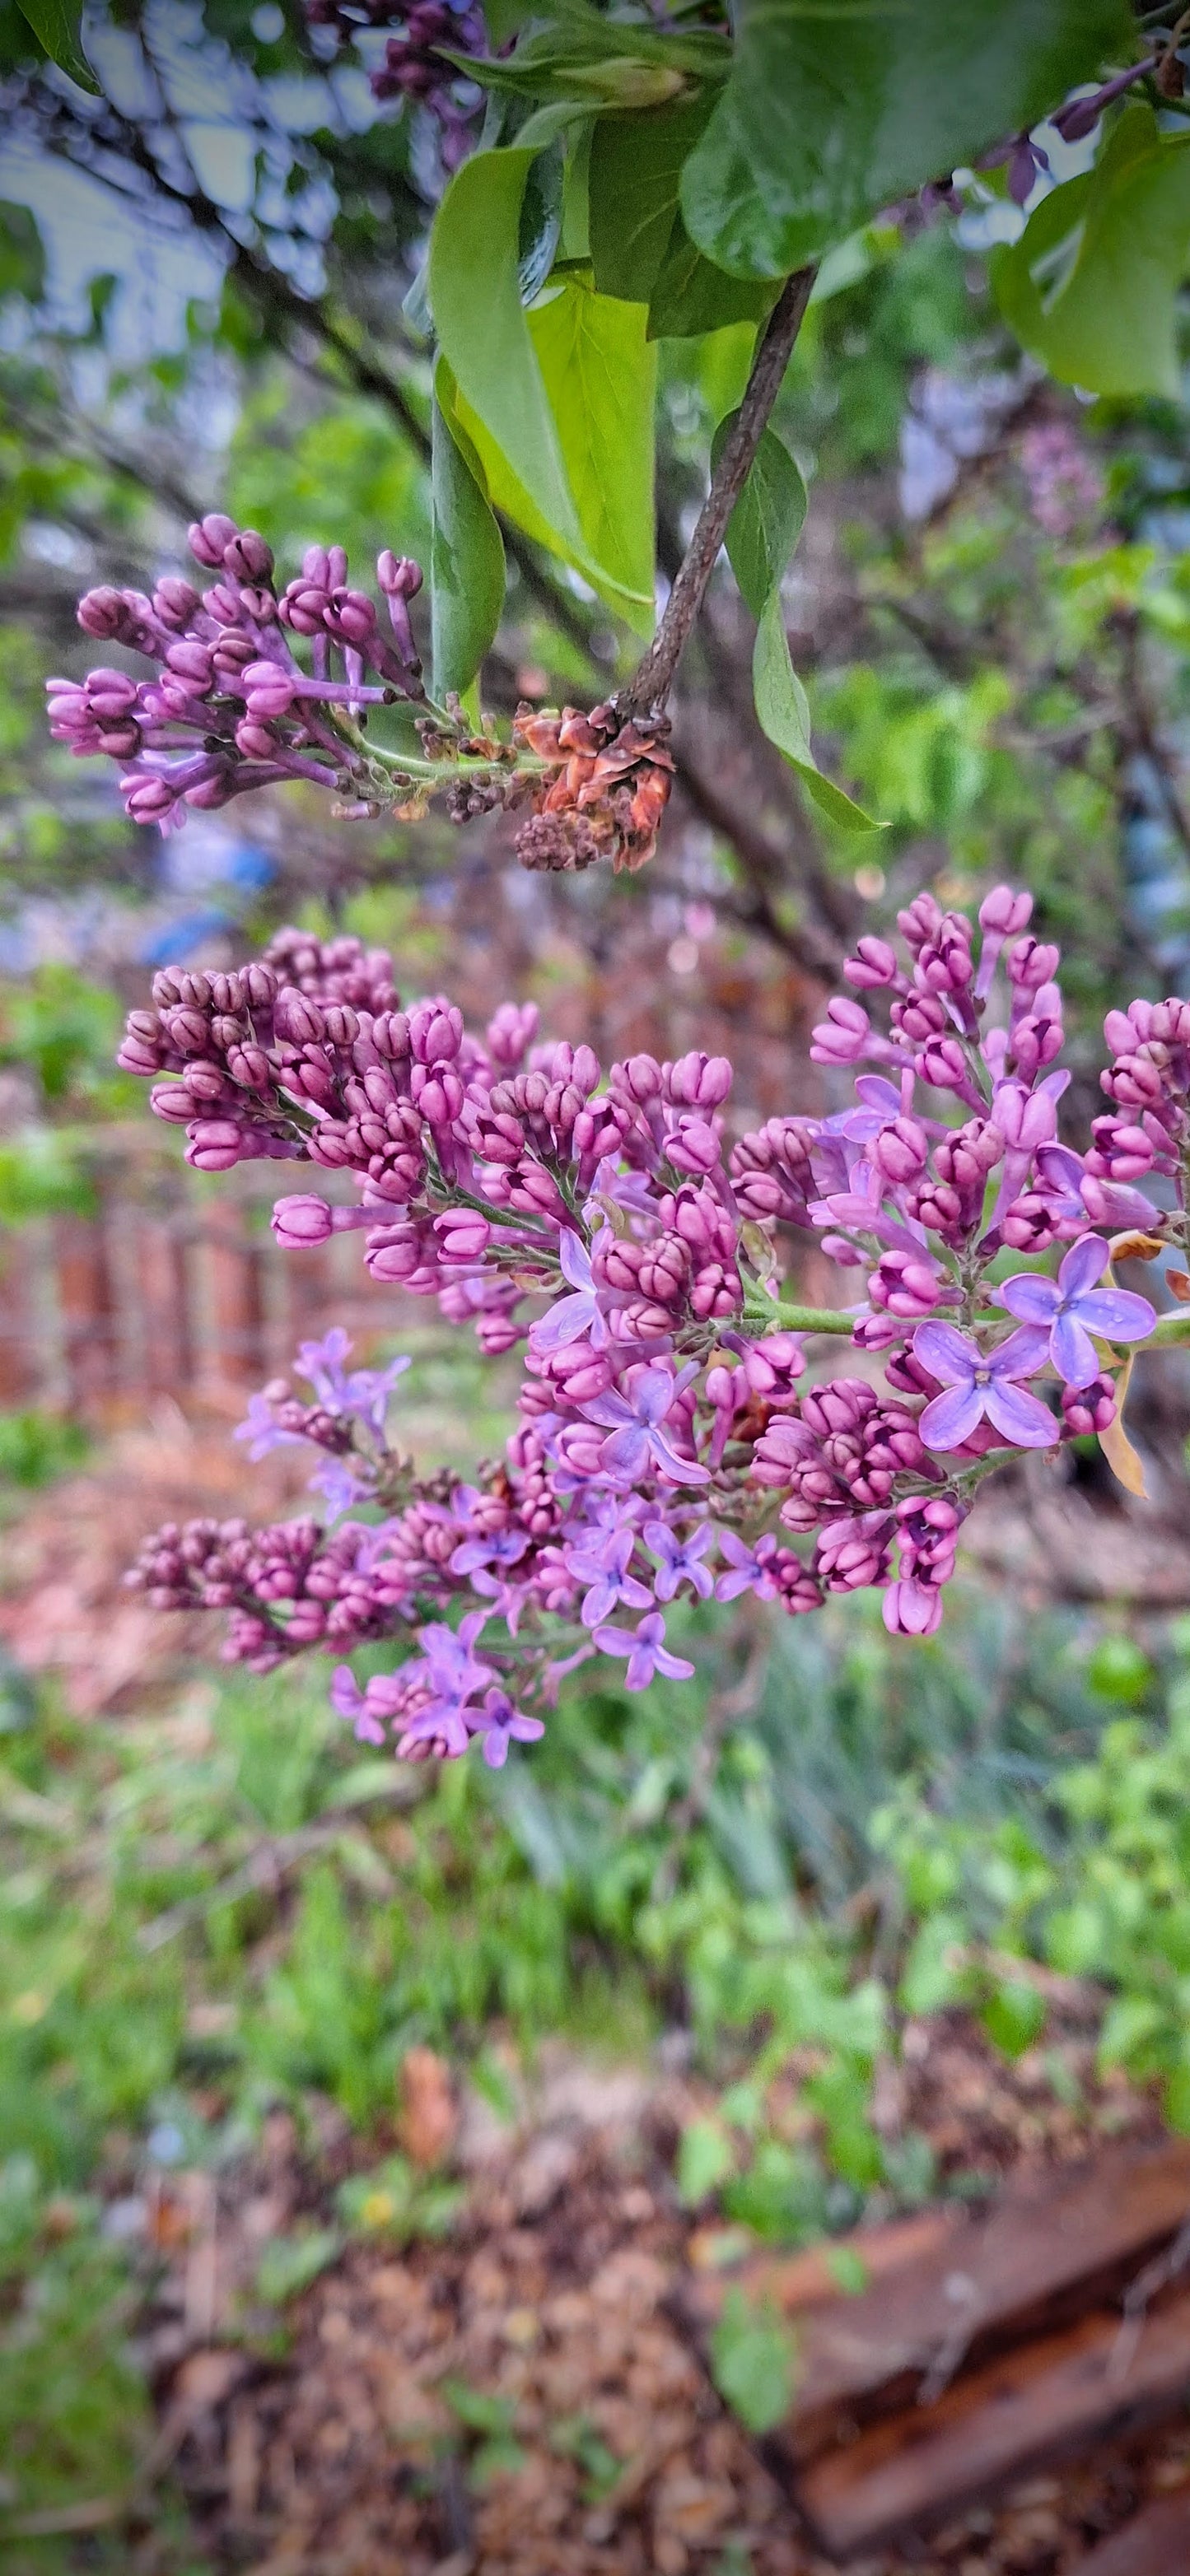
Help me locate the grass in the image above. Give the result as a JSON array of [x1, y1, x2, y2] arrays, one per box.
[[0, 1528, 1184, 2555]]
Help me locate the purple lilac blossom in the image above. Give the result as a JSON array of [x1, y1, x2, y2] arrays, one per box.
[[590, 1613, 696, 1691], [643, 1519, 716, 1602], [993, 1235, 1156, 1390], [120, 893, 1182, 1747], [911, 1321, 1055, 1451]]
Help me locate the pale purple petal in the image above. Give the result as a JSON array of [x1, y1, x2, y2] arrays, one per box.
[[592, 1623, 633, 1659], [601, 1423, 651, 1479], [996, 1272, 1059, 1325], [912, 1322, 978, 1386], [918, 1381, 984, 1450], [1050, 1309, 1099, 1390], [634, 1367, 680, 1428], [329, 1665, 364, 1719], [646, 1429, 711, 1486], [982, 1378, 1057, 1446], [558, 1229, 594, 1293], [987, 1324, 1050, 1379], [1057, 1232, 1109, 1298], [530, 1290, 595, 1354], [1072, 1288, 1155, 1344], [580, 1389, 635, 1430], [651, 1642, 696, 1680], [450, 1537, 497, 1574]]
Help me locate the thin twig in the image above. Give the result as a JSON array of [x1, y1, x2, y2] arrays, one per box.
[[617, 266, 817, 720]]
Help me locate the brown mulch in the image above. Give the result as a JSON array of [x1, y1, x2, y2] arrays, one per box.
[[115, 2023, 1190, 2576]]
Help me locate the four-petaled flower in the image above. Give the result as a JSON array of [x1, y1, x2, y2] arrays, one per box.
[[578, 1365, 708, 1486], [591, 1612, 696, 1691], [297, 1326, 411, 1432], [404, 1613, 494, 1738], [993, 1234, 1155, 1391], [467, 1687, 545, 1768], [714, 1530, 781, 1603], [564, 1524, 655, 1628], [912, 1321, 1055, 1451], [450, 1522, 532, 1578], [644, 1520, 716, 1602], [329, 1665, 403, 1745], [529, 1227, 607, 1356]]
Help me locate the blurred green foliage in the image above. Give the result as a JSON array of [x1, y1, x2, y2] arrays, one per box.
[[1, 1563, 1189, 2531]]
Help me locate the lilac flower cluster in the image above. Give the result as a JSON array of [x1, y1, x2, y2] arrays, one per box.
[[47, 515, 441, 834], [124, 887, 1184, 1759], [48, 512, 672, 871], [305, 0, 487, 168]]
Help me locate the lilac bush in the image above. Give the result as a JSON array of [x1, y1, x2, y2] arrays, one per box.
[[119, 883, 1190, 1764]]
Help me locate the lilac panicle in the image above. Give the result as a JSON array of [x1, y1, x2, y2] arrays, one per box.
[[120, 889, 1185, 1755]]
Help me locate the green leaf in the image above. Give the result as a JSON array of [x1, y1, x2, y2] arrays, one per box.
[[589, 101, 704, 303], [450, 2, 729, 106], [709, 2287, 798, 2434], [648, 219, 776, 340], [588, 103, 773, 335], [681, 0, 1133, 280], [429, 155, 655, 622], [0, 203, 45, 302], [15, 0, 98, 89], [429, 147, 577, 547], [526, 266, 656, 624], [431, 363, 506, 705], [255, 2227, 342, 2306], [754, 589, 880, 831], [992, 106, 1190, 398], [898, 1910, 970, 2017], [715, 415, 807, 621], [676, 2117, 735, 2203], [981, 1979, 1046, 2061]]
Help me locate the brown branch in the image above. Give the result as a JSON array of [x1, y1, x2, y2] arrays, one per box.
[[618, 265, 816, 720], [670, 728, 846, 981]]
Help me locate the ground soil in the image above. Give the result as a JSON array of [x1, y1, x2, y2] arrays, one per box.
[[113, 2021, 1190, 2576]]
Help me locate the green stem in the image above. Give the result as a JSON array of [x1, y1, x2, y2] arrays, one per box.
[[740, 1300, 859, 1336], [1149, 1308, 1190, 1348]]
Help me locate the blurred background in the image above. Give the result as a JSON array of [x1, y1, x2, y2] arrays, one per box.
[[6, 7, 1190, 2571]]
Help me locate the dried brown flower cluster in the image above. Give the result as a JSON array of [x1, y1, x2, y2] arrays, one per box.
[[511, 703, 674, 874]]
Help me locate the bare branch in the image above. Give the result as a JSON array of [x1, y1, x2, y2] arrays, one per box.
[[618, 266, 816, 720]]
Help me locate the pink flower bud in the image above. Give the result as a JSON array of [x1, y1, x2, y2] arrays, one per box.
[[186, 1119, 247, 1169], [224, 529, 273, 582], [272, 1194, 335, 1246], [843, 937, 899, 990], [376, 552, 423, 599], [810, 995, 870, 1065], [434, 1209, 491, 1262], [1006, 935, 1060, 991], [666, 1050, 732, 1109], [978, 884, 1032, 938], [188, 512, 240, 569], [614, 1052, 663, 1105]]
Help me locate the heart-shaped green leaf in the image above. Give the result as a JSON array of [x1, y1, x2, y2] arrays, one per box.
[[16, 0, 98, 89], [754, 591, 880, 831], [431, 363, 506, 707], [680, 0, 1132, 281], [992, 105, 1190, 398], [714, 414, 807, 621]]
